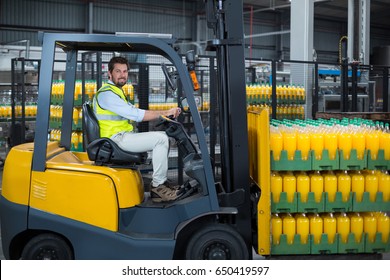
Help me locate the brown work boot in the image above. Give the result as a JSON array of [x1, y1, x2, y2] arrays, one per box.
[[150, 182, 182, 203]]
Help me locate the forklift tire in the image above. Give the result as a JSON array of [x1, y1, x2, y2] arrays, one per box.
[[185, 224, 249, 260], [21, 233, 73, 260]]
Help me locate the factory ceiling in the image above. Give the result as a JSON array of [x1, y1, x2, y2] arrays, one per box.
[[242, 0, 390, 30]]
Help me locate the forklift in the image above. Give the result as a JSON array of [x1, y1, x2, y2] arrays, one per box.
[[0, 0, 257, 259]]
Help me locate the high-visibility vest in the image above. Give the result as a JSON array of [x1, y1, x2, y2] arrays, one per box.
[[93, 83, 133, 138]]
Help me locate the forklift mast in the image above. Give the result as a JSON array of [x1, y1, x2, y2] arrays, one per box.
[[205, 0, 252, 251]]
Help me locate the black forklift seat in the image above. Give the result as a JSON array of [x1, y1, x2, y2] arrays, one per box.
[[82, 102, 147, 166]]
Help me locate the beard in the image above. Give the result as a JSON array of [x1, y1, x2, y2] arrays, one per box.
[[112, 78, 127, 87], [116, 80, 126, 87]]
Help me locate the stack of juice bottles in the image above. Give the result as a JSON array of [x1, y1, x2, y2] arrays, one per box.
[[246, 83, 306, 104], [50, 79, 99, 152], [268, 117, 390, 255], [85, 80, 97, 102], [72, 107, 83, 130], [246, 84, 306, 120], [51, 80, 65, 104], [71, 131, 83, 152], [49, 105, 62, 142], [51, 80, 98, 104], [122, 82, 134, 104], [49, 129, 83, 151], [0, 105, 11, 118], [248, 104, 306, 121], [270, 118, 390, 168], [149, 103, 178, 111], [50, 105, 63, 123], [271, 212, 389, 254], [271, 170, 390, 212], [49, 129, 61, 142], [0, 104, 37, 118], [25, 103, 37, 117]]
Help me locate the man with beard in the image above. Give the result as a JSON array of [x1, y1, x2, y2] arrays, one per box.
[[93, 56, 182, 202]]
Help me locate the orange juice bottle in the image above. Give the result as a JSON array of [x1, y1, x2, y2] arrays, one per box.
[[377, 212, 389, 243], [296, 171, 310, 203], [352, 129, 366, 160], [296, 213, 309, 244], [282, 172, 296, 203], [75, 81, 82, 101], [323, 171, 337, 203], [72, 107, 79, 125], [0, 105, 5, 118], [78, 107, 83, 123], [271, 171, 283, 203], [266, 84, 271, 103], [59, 80, 65, 97], [338, 127, 352, 160], [71, 132, 79, 150], [49, 129, 54, 141], [323, 213, 337, 244], [246, 85, 252, 103], [283, 124, 297, 160], [271, 214, 283, 245], [337, 212, 350, 243], [310, 213, 323, 244], [378, 170, 390, 202], [275, 85, 281, 103], [310, 127, 324, 160], [51, 80, 57, 96], [324, 128, 338, 160], [351, 170, 365, 202], [58, 105, 63, 118], [122, 84, 128, 98], [337, 170, 351, 202], [310, 171, 324, 203], [350, 213, 364, 243], [283, 213, 296, 245], [363, 212, 377, 243], [379, 123, 390, 160], [78, 132, 83, 148], [85, 80, 92, 100], [366, 126, 380, 160], [270, 125, 283, 161], [296, 125, 310, 160], [365, 170, 378, 202], [128, 82, 134, 103]]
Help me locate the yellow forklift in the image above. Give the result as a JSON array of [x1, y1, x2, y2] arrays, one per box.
[[0, 0, 258, 259], [2, 0, 388, 260]]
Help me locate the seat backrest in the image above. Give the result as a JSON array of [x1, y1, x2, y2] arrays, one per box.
[[82, 102, 100, 145], [82, 102, 147, 166]]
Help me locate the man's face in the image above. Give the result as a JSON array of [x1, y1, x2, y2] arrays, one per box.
[[109, 63, 128, 87]]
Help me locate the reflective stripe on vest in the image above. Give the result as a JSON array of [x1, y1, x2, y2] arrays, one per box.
[[93, 83, 133, 138]]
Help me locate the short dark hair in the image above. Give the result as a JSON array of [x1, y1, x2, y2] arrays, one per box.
[[108, 56, 129, 72]]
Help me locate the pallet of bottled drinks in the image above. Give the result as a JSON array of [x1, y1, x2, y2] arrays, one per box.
[[246, 83, 306, 120], [268, 117, 390, 255]]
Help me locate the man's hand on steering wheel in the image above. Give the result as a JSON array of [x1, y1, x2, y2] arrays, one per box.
[[167, 107, 181, 119]]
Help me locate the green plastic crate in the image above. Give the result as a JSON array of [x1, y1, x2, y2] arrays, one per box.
[[271, 234, 311, 255], [271, 192, 297, 213]]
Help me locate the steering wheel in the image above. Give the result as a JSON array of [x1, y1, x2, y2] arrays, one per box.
[[161, 63, 177, 91], [155, 114, 178, 129]]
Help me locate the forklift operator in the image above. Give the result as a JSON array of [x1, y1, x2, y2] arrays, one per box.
[[93, 56, 182, 203]]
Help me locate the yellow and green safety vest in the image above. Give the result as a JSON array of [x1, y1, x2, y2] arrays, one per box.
[[93, 83, 133, 138]]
